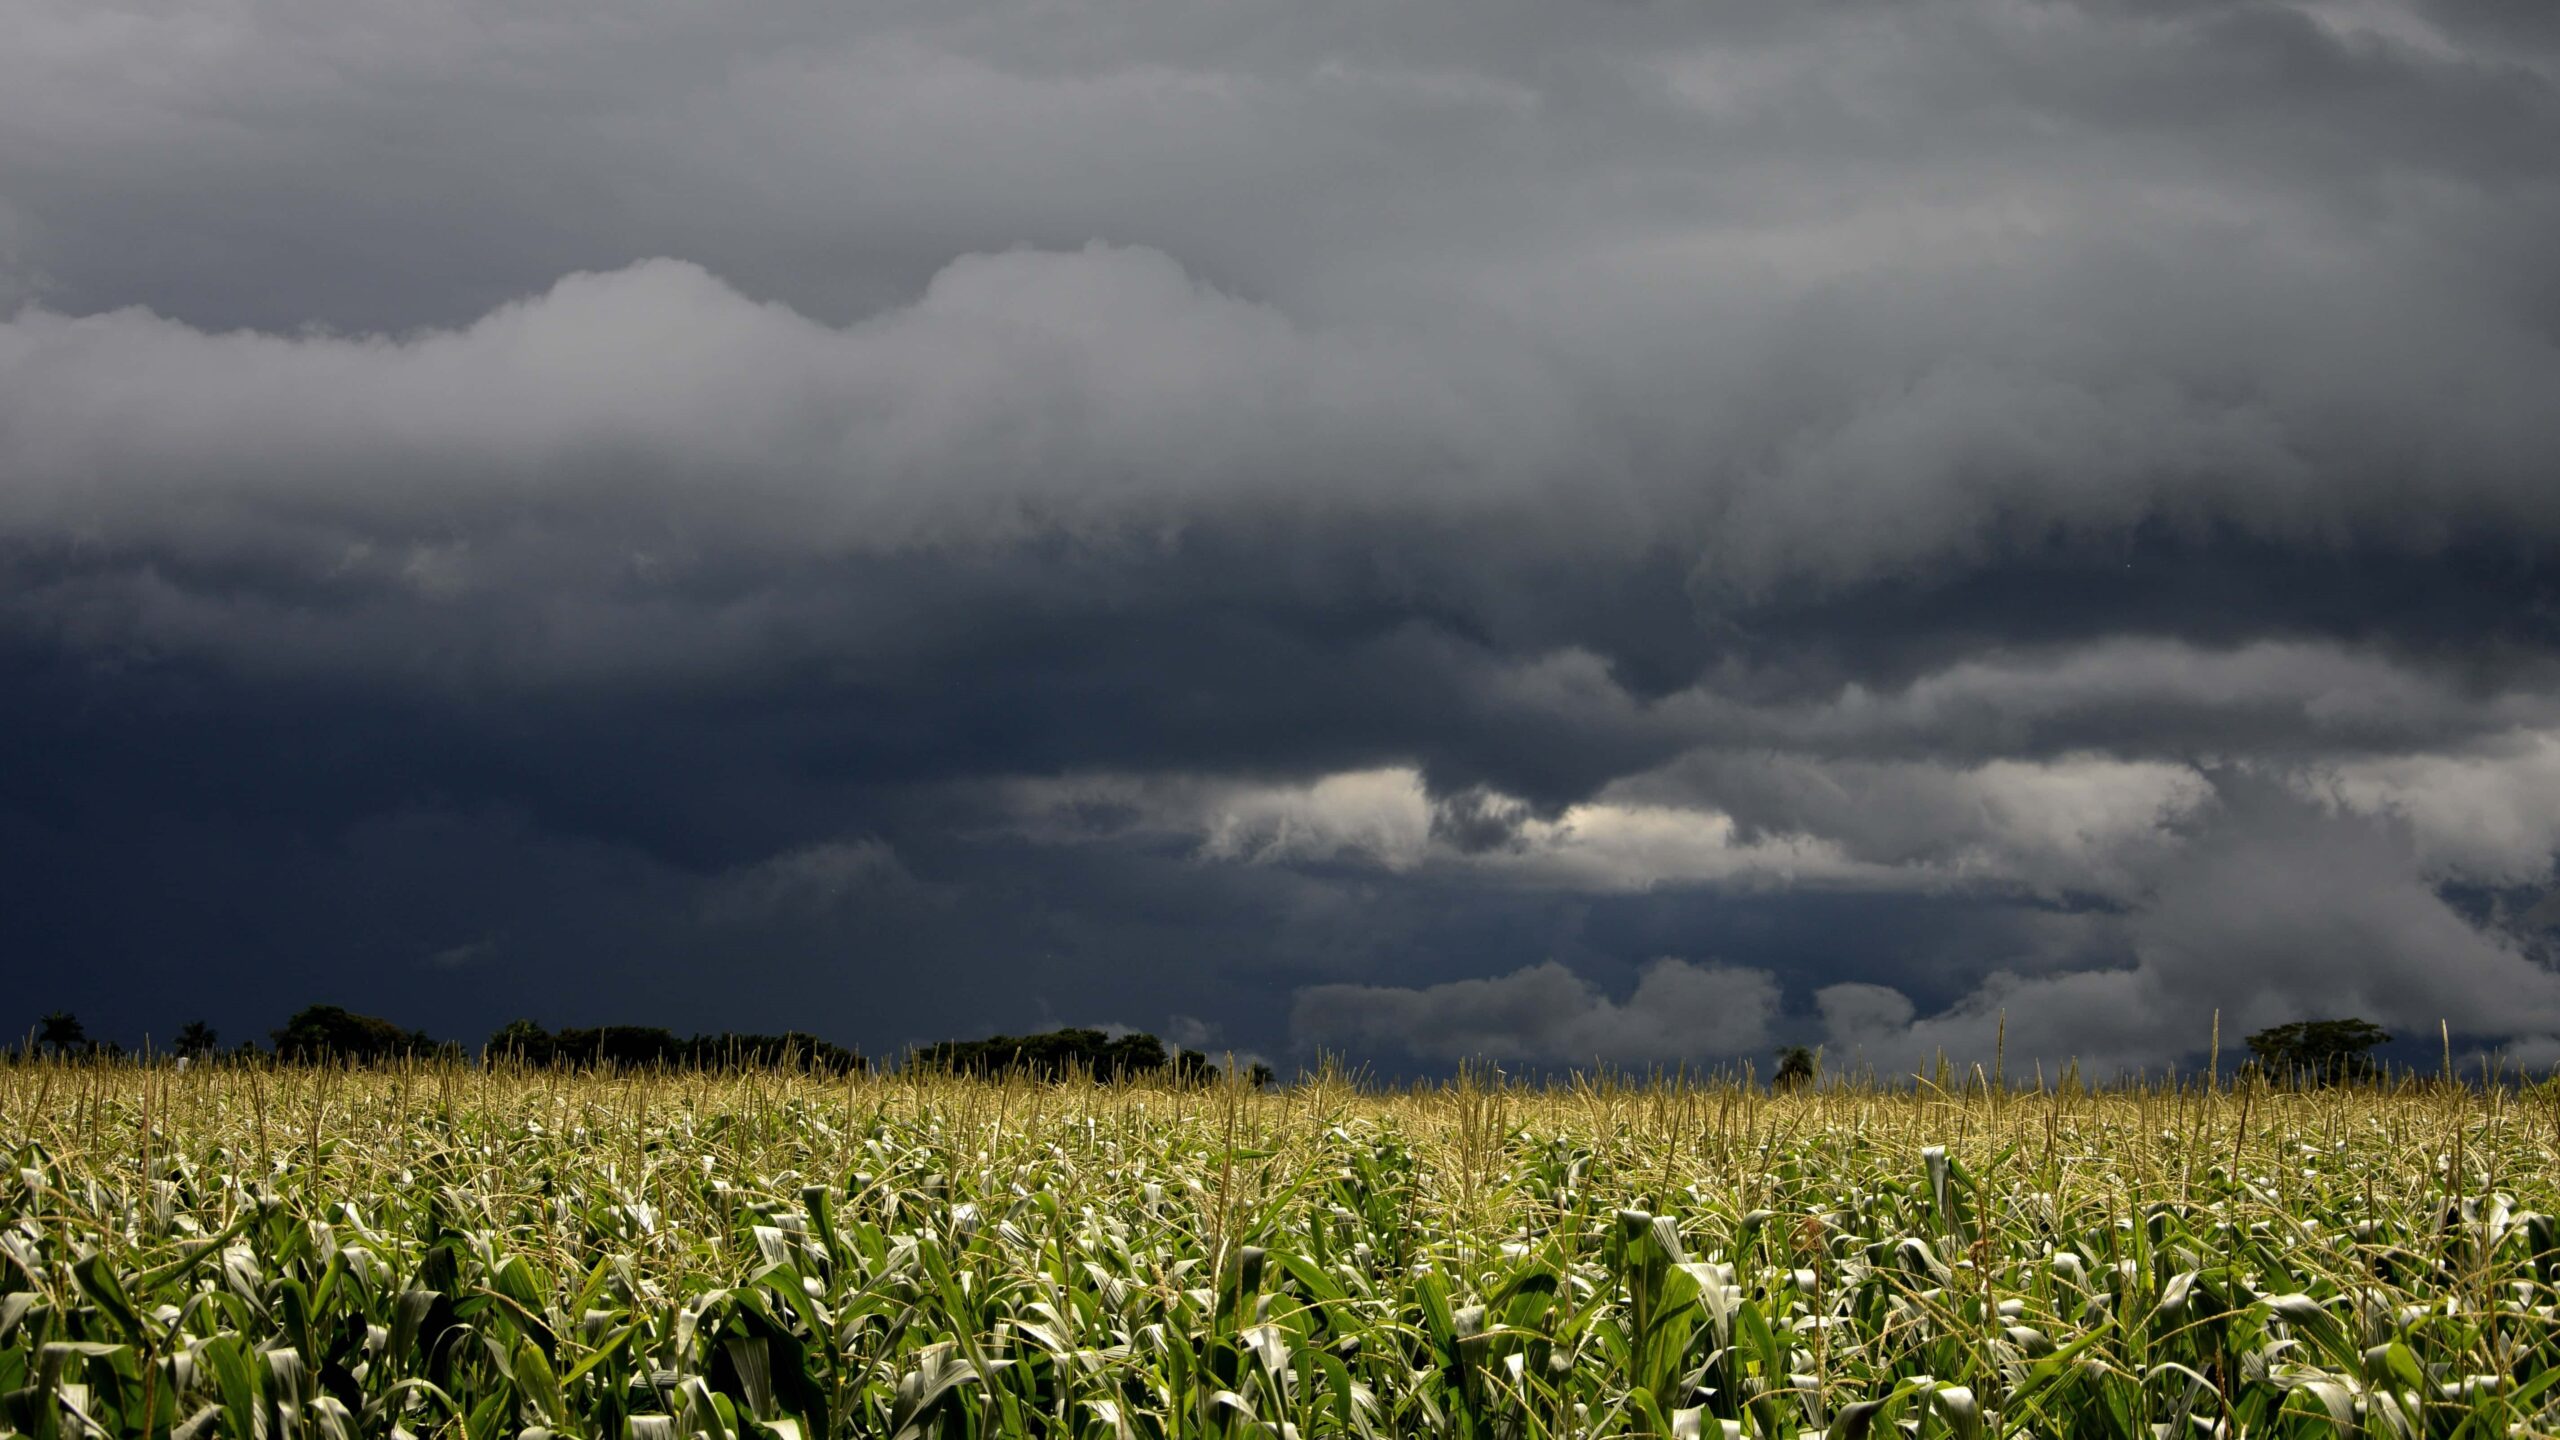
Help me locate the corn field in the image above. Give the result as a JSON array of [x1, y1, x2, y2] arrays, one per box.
[[6, 1060, 2560, 1438]]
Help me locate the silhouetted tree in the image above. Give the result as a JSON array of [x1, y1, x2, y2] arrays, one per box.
[[37, 1012, 87, 1055], [174, 1020, 219, 1058], [488, 1019, 552, 1061], [913, 1028, 1213, 1083], [2244, 1018, 2389, 1087], [1772, 1045, 1818, 1092], [1245, 1062, 1278, 1089], [484, 1020, 864, 1072], [272, 1005, 445, 1062]]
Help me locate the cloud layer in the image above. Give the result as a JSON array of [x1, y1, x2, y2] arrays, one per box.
[[5, 0, 2559, 1070]]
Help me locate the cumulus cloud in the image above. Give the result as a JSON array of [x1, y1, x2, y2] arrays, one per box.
[[991, 770, 1435, 868], [1810, 781, 2560, 1075], [2321, 731, 2560, 887], [1609, 751, 2214, 900], [1292, 958, 1780, 1065], [996, 766, 1913, 891], [1194, 771, 1440, 871], [0, 246, 1567, 563], [999, 749, 2214, 904], [1280, 775, 2560, 1074]]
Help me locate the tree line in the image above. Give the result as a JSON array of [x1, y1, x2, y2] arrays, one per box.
[[911, 1027, 1274, 1087], [18, 1007, 1274, 1085], [23, 1004, 2403, 1089]]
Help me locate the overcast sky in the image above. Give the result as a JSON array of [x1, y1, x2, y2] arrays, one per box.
[[7, 0, 2560, 1075]]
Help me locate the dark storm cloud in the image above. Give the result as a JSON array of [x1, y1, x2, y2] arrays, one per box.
[[5, 0, 2560, 1069]]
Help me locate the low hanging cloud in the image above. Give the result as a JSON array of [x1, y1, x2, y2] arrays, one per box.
[[1811, 780, 2560, 1076], [1599, 751, 2216, 901], [994, 766, 1902, 891], [1000, 750, 2217, 903], [1016, 741, 2560, 1075], [2322, 732, 2560, 887], [1292, 958, 1781, 1066], [1280, 779, 2560, 1074]]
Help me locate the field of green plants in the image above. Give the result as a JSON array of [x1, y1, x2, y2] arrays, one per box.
[[6, 1061, 2560, 1438]]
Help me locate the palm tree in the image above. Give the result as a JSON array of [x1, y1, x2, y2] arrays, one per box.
[[174, 1020, 219, 1058], [37, 1011, 88, 1055]]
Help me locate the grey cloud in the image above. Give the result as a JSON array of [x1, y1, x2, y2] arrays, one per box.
[[0, 249, 1570, 565], [9, 244, 2560, 661], [1292, 958, 1780, 1066], [2322, 734, 2560, 885], [1811, 779, 2560, 1075], [1491, 638, 2560, 773], [4, 1, 2559, 646], [1428, 786, 1536, 855], [1602, 751, 2210, 900], [702, 837, 931, 921], [1815, 984, 1919, 1047], [1273, 775, 2560, 1074], [10, 0, 2553, 330]]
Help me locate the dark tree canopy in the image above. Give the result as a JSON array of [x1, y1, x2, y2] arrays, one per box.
[[486, 1020, 865, 1072], [2243, 1018, 2391, 1086], [1772, 1045, 1818, 1092], [36, 1012, 87, 1055], [272, 1005, 450, 1062], [173, 1020, 219, 1058], [911, 1027, 1216, 1083]]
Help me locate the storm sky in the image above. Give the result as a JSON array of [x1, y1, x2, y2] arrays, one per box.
[[8, 0, 2560, 1074]]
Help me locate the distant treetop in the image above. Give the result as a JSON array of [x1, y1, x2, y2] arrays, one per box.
[[1772, 1045, 1818, 1091], [272, 1005, 451, 1062], [36, 1012, 88, 1055], [2242, 1018, 2390, 1086], [910, 1027, 1223, 1084], [485, 1020, 865, 1072], [16, 1006, 1279, 1082]]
